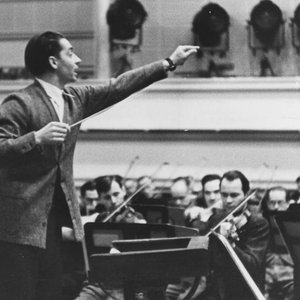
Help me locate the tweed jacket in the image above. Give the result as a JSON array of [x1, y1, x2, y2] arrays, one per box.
[[0, 61, 167, 248]]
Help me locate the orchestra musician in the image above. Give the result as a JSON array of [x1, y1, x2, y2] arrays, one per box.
[[93, 175, 146, 224], [0, 30, 198, 300], [74, 175, 149, 300], [262, 186, 293, 300], [185, 174, 222, 234], [200, 170, 270, 300], [169, 176, 196, 209], [79, 179, 99, 216]]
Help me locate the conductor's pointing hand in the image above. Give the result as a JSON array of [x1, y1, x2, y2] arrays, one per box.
[[169, 45, 199, 66]]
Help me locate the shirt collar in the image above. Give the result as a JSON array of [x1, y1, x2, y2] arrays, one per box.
[[36, 78, 64, 100]]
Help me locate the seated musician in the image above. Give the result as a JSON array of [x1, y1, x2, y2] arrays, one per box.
[[93, 175, 146, 224], [288, 176, 300, 208], [262, 186, 293, 300], [62, 175, 146, 241], [79, 179, 99, 216], [73, 176, 147, 300], [131, 175, 166, 205], [185, 174, 222, 234], [169, 176, 196, 209], [199, 170, 270, 300]]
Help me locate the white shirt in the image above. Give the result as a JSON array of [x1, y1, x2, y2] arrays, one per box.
[[36, 78, 65, 122]]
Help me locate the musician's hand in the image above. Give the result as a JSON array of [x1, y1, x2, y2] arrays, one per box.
[[169, 45, 199, 66], [81, 213, 99, 225], [184, 206, 202, 220], [232, 213, 247, 229], [34, 121, 70, 145], [220, 221, 234, 238]]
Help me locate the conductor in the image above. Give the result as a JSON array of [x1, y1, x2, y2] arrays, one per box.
[[0, 31, 198, 300]]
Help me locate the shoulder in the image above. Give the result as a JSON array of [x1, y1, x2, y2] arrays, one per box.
[[249, 214, 268, 227], [3, 81, 40, 104], [246, 214, 270, 235]]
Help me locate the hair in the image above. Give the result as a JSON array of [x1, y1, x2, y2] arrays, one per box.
[[94, 175, 124, 195], [221, 170, 250, 195], [137, 176, 152, 186], [265, 186, 287, 202], [201, 174, 221, 191], [24, 31, 65, 76], [172, 176, 193, 188], [296, 176, 300, 184], [80, 180, 97, 198], [261, 186, 288, 213]]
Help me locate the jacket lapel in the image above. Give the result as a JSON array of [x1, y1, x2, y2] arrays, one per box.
[[33, 79, 60, 122]]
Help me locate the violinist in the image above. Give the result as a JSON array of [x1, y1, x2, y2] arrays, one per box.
[[93, 175, 146, 224], [262, 186, 293, 300], [79, 179, 99, 216], [169, 176, 196, 209], [131, 175, 164, 205], [200, 170, 270, 300], [185, 174, 222, 234]]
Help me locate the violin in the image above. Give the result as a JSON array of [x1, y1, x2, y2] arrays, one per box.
[[114, 206, 146, 224], [103, 162, 170, 223], [206, 189, 257, 239], [219, 209, 251, 245]]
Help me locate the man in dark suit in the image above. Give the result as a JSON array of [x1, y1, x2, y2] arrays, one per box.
[[201, 170, 270, 300], [0, 31, 198, 300]]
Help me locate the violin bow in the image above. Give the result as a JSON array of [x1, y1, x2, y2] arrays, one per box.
[[102, 162, 170, 223], [205, 189, 257, 237]]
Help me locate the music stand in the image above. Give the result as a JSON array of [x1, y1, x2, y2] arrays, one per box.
[[84, 222, 199, 254], [112, 236, 208, 252], [210, 233, 266, 300], [132, 204, 169, 224], [89, 247, 208, 300], [275, 211, 300, 299], [167, 206, 186, 226], [132, 204, 187, 226], [263, 211, 289, 253]]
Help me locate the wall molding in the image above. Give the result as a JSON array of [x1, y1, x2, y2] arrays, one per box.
[[0, 31, 94, 41], [1, 76, 300, 131], [0, 0, 90, 2]]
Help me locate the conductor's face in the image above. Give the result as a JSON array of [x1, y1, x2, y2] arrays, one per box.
[[55, 38, 81, 84]]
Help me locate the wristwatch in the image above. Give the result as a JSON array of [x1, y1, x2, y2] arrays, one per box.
[[165, 57, 177, 71]]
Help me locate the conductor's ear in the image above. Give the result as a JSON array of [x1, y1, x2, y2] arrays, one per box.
[[49, 56, 58, 70]]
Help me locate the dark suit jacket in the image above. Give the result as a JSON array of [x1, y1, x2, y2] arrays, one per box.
[[0, 61, 166, 248], [204, 212, 270, 300]]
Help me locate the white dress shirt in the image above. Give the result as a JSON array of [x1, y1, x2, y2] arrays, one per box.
[[36, 78, 65, 122]]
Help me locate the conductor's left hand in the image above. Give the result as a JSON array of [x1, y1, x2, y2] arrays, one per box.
[[169, 45, 199, 66]]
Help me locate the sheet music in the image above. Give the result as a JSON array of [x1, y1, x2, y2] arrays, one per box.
[[212, 232, 266, 300]]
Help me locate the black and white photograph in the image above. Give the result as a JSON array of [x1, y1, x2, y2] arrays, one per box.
[[0, 0, 299, 299]]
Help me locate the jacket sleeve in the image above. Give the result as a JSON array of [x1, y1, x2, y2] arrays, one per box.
[[68, 60, 167, 118], [234, 216, 270, 275], [0, 93, 38, 163]]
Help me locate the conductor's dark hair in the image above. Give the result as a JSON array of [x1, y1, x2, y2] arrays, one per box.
[[221, 170, 250, 195], [201, 174, 221, 190], [94, 175, 124, 195], [24, 31, 65, 76]]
